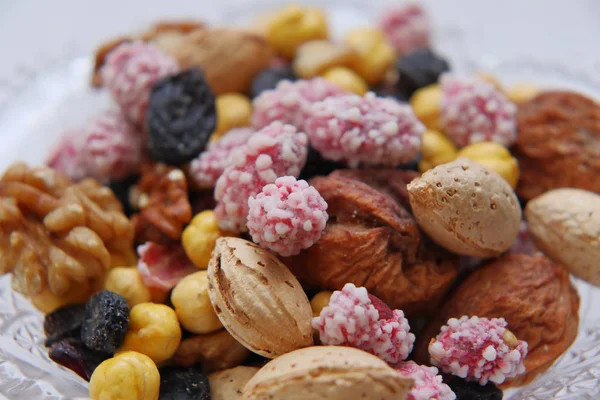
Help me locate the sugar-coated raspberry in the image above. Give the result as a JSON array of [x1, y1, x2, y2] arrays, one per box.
[[312, 283, 415, 364], [304, 93, 424, 167], [102, 41, 179, 126], [379, 3, 430, 55], [189, 128, 254, 189], [429, 316, 528, 385], [247, 176, 328, 256], [441, 74, 518, 147], [252, 78, 346, 130], [396, 361, 456, 400], [137, 242, 198, 291], [47, 110, 144, 183], [214, 122, 308, 232]]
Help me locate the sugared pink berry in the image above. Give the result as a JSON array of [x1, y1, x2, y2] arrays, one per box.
[[247, 176, 328, 256], [214, 122, 308, 232], [396, 361, 456, 400], [137, 242, 197, 291], [304, 93, 424, 167], [312, 283, 415, 364], [252, 78, 346, 130], [47, 110, 144, 182], [379, 3, 431, 55], [441, 74, 518, 147], [102, 41, 179, 127], [429, 315, 528, 385], [189, 128, 254, 189]]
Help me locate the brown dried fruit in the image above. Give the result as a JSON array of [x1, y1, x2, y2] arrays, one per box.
[[415, 254, 579, 386], [0, 163, 134, 304], [514, 91, 600, 200], [131, 163, 192, 244], [284, 170, 459, 316], [170, 329, 250, 373]]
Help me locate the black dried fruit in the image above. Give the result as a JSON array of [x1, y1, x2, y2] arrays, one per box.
[[446, 376, 503, 400], [159, 366, 211, 400], [81, 290, 129, 353], [108, 175, 139, 217], [395, 48, 450, 99], [48, 337, 110, 381], [299, 145, 345, 180], [43, 304, 86, 347], [147, 68, 217, 165], [251, 66, 296, 98]]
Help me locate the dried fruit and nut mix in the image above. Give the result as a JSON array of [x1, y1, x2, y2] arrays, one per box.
[[1, 3, 599, 400]]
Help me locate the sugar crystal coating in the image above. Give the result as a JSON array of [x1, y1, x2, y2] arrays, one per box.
[[214, 122, 308, 232], [441, 74, 518, 147], [379, 3, 431, 55], [101, 41, 179, 126], [429, 315, 528, 385], [396, 361, 456, 400], [247, 176, 328, 256], [251, 78, 346, 130], [189, 128, 254, 189], [312, 283, 415, 364], [304, 93, 425, 167]]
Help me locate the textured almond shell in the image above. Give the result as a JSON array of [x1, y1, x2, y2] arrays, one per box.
[[209, 366, 260, 400], [526, 188, 600, 286], [207, 237, 313, 358], [407, 158, 522, 257], [243, 346, 413, 400]]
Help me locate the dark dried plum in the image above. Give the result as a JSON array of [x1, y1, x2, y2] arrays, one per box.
[[81, 291, 129, 353], [159, 366, 211, 400], [251, 66, 296, 98], [48, 337, 110, 381], [299, 145, 345, 180], [108, 175, 139, 217], [446, 376, 503, 400], [147, 68, 217, 165], [43, 304, 86, 347], [395, 48, 450, 99]]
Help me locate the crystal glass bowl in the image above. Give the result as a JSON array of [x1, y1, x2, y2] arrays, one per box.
[[0, 1, 599, 399]]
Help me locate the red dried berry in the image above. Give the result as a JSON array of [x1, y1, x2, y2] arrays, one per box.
[[137, 242, 197, 291]]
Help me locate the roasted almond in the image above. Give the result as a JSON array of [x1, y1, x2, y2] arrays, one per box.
[[209, 366, 260, 400]]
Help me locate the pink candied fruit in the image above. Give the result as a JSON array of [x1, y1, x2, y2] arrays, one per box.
[[137, 242, 197, 291], [214, 122, 308, 232], [378, 3, 431, 55], [247, 176, 328, 257], [47, 110, 144, 182], [189, 128, 255, 189], [440, 74, 518, 147], [304, 93, 425, 167], [396, 361, 456, 400], [102, 41, 179, 127], [312, 283, 415, 364], [252, 78, 346, 130], [429, 315, 528, 385]]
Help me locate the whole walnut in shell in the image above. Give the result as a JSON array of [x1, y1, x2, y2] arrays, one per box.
[[514, 91, 600, 200], [285, 169, 459, 316], [415, 254, 579, 386]]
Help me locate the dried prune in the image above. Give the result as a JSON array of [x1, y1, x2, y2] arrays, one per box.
[[446, 376, 503, 400], [159, 366, 211, 400], [147, 68, 217, 165], [299, 145, 345, 180], [81, 290, 129, 353], [48, 337, 110, 381], [250, 66, 296, 98], [395, 48, 450, 99], [44, 304, 86, 347]]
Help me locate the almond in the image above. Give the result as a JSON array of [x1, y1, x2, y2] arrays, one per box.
[[207, 237, 313, 358], [209, 366, 260, 400], [525, 188, 600, 286], [407, 158, 521, 257], [242, 346, 413, 400]]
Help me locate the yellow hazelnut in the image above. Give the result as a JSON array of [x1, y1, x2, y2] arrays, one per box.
[[89, 351, 159, 400], [310, 291, 334, 317], [344, 27, 395, 85], [171, 271, 223, 334], [293, 40, 356, 79], [182, 210, 235, 268], [507, 83, 540, 104], [213, 93, 252, 139], [457, 142, 520, 188], [410, 84, 442, 131], [119, 303, 182, 363], [266, 5, 329, 60], [418, 129, 458, 173], [322, 67, 369, 95], [103, 267, 152, 308]]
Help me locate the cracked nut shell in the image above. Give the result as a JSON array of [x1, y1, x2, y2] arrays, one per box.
[[209, 366, 260, 400]]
